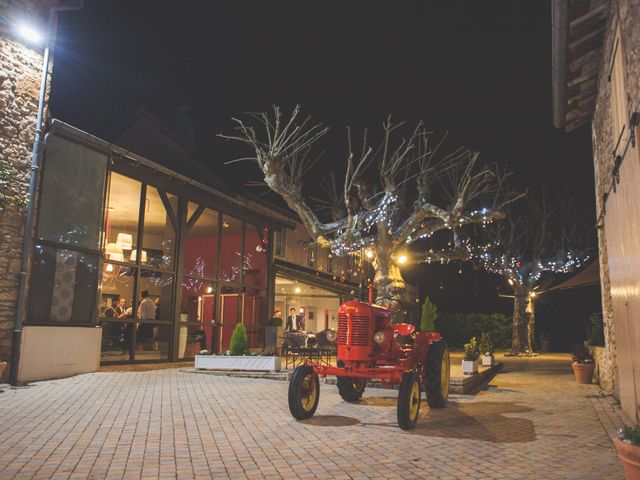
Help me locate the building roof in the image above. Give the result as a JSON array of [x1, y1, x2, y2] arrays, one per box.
[[543, 260, 600, 293], [552, 0, 610, 132], [109, 107, 297, 223], [48, 119, 296, 228]]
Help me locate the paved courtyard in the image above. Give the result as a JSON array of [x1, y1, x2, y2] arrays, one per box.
[[0, 355, 627, 479]]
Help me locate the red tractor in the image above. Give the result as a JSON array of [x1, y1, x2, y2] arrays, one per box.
[[288, 300, 450, 430]]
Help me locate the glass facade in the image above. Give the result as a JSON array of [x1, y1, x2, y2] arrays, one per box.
[[27, 132, 273, 363]]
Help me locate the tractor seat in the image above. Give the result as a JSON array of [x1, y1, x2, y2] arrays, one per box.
[[393, 323, 415, 336]]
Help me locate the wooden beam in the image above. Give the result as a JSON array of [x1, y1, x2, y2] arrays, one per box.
[[569, 48, 603, 72], [570, 3, 609, 32], [568, 26, 607, 51]]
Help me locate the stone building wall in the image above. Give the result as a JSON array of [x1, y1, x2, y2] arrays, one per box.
[[591, 0, 640, 414], [0, 1, 53, 380]]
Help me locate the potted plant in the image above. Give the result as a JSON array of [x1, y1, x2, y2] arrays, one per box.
[[615, 425, 640, 480], [0, 360, 7, 382], [571, 343, 595, 384], [462, 337, 480, 374], [479, 332, 495, 366]]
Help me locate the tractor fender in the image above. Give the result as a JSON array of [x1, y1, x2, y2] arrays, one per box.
[[412, 331, 440, 368]]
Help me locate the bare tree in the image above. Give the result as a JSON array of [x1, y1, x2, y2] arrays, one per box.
[[466, 193, 593, 355], [220, 105, 520, 321]]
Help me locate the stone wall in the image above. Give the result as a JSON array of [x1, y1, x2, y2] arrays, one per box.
[[591, 0, 640, 413], [0, 1, 52, 381]]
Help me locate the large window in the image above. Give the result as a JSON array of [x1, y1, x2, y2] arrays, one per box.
[[183, 204, 218, 279], [142, 187, 177, 270], [220, 214, 242, 282], [37, 135, 107, 249], [99, 172, 178, 362], [28, 135, 107, 325], [28, 245, 99, 324], [243, 224, 268, 288]]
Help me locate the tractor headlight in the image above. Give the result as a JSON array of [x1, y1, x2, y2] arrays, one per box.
[[373, 331, 386, 344], [326, 330, 337, 343]]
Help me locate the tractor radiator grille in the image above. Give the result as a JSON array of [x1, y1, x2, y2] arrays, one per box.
[[337, 314, 370, 346]]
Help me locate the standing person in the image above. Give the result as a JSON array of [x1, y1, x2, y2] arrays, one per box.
[[137, 290, 156, 348], [114, 298, 127, 318], [285, 307, 298, 332], [138, 290, 156, 320]]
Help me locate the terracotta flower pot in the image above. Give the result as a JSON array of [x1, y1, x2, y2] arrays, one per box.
[[0, 361, 7, 382], [572, 362, 595, 384], [615, 439, 640, 480]]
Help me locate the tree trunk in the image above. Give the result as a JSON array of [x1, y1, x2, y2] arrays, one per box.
[[526, 296, 536, 353], [511, 290, 528, 354], [372, 234, 405, 323]]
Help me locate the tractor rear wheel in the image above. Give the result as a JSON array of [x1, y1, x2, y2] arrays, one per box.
[[397, 371, 421, 430], [425, 340, 450, 408], [335, 360, 366, 401], [288, 365, 320, 420]]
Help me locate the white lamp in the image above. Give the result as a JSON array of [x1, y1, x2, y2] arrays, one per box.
[[130, 249, 147, 262], [109, 253, 124, 262], [105, 243, 123, 261], [116, 233, 133, 250]]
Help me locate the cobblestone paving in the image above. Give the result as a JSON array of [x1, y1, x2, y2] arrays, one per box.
[[0, 355, 626, 479]]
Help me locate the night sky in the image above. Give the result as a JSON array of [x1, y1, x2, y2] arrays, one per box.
[[49, 1, 599, 347]]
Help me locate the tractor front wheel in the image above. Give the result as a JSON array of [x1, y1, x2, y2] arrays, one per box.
[[397, 371, 421, 430], [288, 365, 320, 420], [425, 340, 450, 408]]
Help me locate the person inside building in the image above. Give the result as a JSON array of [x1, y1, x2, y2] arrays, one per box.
[[114, 298, 127, 318], [137, 290, 156, 349], [285, 307, 299, 332], [137, 290, 156, 320]]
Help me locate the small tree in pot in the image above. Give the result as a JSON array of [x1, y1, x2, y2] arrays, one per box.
[[479, 332, 495, 366], [616, 426, 640, 480], [462, 337, 480, 375], [230, 323, 249, 356]]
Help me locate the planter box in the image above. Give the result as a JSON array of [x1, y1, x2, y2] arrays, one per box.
[[195, 355, 281, 372], [462, 359, 479, 375], [481, 354, 495, 367]]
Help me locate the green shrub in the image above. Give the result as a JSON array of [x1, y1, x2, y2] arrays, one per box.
[[435, 312, 511, 349], [464, 337, 480, 361], [588, 312, 604, 346], [230, 323, 248, 355], [479, 332, 495, 356], [621, 426, 640, 446], [420, 296, 438, 332]]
